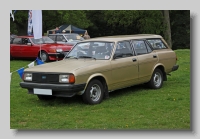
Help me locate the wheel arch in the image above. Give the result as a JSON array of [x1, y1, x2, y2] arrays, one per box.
[[84, 73, 108, 97], [152, 64, 167, 81], [37, 50, 47, 57]]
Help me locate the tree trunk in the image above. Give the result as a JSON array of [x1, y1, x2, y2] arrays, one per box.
[[163, 10, 172, 48]]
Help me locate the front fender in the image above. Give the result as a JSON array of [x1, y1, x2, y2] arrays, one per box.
[[85, 73, 108, 90]]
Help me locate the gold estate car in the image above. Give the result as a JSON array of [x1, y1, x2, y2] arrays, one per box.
[[20, 34, 179, 105]]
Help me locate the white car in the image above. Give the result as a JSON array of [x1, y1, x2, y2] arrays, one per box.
[[48, 33, 84, 46]]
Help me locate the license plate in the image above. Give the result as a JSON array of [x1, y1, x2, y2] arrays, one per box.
[[33, 88, 52, 95]]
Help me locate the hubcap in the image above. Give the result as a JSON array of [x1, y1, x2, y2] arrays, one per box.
[[41, 53, 47, 62], [89, 84, 101, 102], [153, 72, 162, 87]]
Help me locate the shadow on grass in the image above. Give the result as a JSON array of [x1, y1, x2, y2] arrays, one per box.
[[35, 84, 150, 106], [10, 58, 36, 62], [109, 83, 149, 98]]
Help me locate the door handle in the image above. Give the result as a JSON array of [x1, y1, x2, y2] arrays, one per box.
[[132, 58, 137, 62], [153, 55, 157, 58]]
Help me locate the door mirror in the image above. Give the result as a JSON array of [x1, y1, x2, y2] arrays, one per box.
[[113, 53, 123, 59], [27, 43, 32, 46]]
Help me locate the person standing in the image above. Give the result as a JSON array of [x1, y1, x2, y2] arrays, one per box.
[[55, 27, 60, 34], [83, 30, 90, 39]]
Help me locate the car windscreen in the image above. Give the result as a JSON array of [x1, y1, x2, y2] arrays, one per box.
[[30, 36, 55, 44], [65, 41, 114, 60]]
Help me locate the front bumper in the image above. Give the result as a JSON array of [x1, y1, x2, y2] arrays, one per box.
[[48, 52, 68, 60], [172, 65, 179, 71], [48, 52, 66, 58], [20, 82, 86, 97]]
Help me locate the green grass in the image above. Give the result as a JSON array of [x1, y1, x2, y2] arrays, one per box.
[[10, 49, 190, 130]]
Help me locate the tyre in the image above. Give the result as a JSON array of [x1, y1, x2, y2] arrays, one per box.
[[148, 68, 163, 89], [10, 54, 13, 60], [40, 51, 49, 62], [37, 95, 56, 100], [82, 79, 104, 105]]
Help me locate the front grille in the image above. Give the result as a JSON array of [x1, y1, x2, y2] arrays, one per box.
[[32, 73, 59, 83]]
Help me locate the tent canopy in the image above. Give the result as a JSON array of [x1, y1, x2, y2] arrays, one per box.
[[47, 24, 86, 34]]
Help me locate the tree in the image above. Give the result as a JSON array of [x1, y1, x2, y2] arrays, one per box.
[[10, 10, 92, 35], [162, 10, 172, 48], [170, 10, 190, 49], [102, 10, 164, 35]]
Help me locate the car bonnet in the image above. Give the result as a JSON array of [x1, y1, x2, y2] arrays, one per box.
[[24, 59, 107, 74]]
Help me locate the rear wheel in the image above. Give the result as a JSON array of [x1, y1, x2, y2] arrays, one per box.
[[10, 54, 13, 60], [82, 79, 104, 105], [39, 51, 49, 62], [148, 68, 163, 89]]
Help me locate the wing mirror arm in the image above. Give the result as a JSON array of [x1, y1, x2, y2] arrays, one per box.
[[27, 43, 32, 46]]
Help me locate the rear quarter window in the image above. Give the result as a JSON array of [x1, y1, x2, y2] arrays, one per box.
[[147, 39, 167, 49], [12, 38, 21, 44]]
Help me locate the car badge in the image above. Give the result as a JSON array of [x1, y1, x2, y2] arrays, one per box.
[[42, 75, 46, 79]]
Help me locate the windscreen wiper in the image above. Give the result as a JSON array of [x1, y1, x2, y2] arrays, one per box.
[[79, 56, 96, 60], [65, 56, 78, 59]]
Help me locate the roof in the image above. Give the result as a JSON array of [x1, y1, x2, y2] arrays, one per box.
[[47, 24, 86, 34], [48, 33, 79, 36], [82, 34, 163, 42]]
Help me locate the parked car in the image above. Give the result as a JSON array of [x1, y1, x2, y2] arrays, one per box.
[[10, 34, 17, 42], [48, 33, 84, 46], [10, 36, 73, 62], [20, 34, 179, 105]]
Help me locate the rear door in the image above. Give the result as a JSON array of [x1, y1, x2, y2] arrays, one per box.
[[132, 40, 158, 83]]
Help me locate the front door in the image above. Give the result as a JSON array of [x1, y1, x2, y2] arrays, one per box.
[[110, 41, 139, 90]]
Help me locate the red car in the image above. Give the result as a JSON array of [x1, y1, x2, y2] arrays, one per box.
[[10, 36, 73, 62]]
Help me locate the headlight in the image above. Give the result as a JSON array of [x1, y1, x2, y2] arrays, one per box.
[[23, 73, 32, 81], [56, 49, 63, 52], [59, 74, 75, 83]]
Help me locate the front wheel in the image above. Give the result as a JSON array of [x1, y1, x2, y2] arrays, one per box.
[[10, 54, 13, 60], [82, 79, 104, 105], [39, 51, 49, 62], [148, 68, 163, 89]]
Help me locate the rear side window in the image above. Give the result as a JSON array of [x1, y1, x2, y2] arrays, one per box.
[[132, 40, 152, 55], [147, 39, 167, 49], [114, 41, 134, 58]]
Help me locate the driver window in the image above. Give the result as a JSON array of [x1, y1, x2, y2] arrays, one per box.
[[57, 36, 64, 41], [22, 38, 29, 45], [114, 41, 133, 59]]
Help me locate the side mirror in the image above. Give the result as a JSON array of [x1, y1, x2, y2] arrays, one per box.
[[113, 53, 122, 59], [27, 43, 32, 46]]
